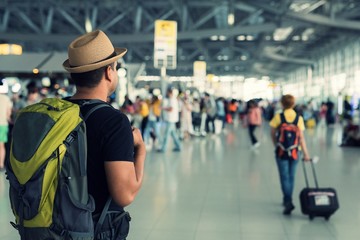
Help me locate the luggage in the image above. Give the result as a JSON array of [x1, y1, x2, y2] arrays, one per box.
[[305, 118, 316, 129], [214, 119, 222, 134], [299, 158, 339, 220]]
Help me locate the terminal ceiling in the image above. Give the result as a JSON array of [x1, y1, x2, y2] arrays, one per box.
[[1, 0, 360, 79]]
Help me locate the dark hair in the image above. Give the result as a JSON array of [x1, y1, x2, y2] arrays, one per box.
[[281, 94, 295, 109], [70, 63, 114, 88]]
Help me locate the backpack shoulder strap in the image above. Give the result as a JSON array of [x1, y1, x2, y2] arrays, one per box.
[[63, 98, 112, 121], [280, 113, 287, 124], [293, 113, 299, 125], [82, 102, 111, 121]]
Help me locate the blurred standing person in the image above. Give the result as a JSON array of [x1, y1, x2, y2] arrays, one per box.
[[326, 98, 335, 126], [157, 88, 181, 152], [176, 93, 183, 138], [204, 93, 217, 134], [22, 81, 40, 106], [10, 93, 26, 124], [132, 96, 143, 128], [319, 102, 327, 127], [146, 95, 162, 148], [216, 97, 226, 129], [180, 93, 194, 140], [191, 98, 202, 135], [139, 97, 149, 140], [270, 94, 310, 215], [228, 99, 238, 123], [121, 95, 135, 123], [343, 96, 353, 124], [246, 100, 262, 148], [238, 100, 246, 124], [0, 92, 13, 170]]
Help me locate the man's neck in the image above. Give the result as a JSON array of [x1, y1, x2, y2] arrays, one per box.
[[71, 87, 108, 101]]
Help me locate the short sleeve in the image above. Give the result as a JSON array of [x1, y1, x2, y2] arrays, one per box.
[[297, 116, 305, 131], [102, 113, 134, 162], [269, 113, 281, 128]]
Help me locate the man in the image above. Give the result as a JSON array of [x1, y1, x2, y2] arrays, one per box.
[[269, 94, 310, 215], [203, 93, 217, 134], [0, 92, 12, 170], [63, 30, 146, 238], [157, 88, 181, 152]]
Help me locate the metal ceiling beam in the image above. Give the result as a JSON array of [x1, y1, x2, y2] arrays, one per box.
[[90, 7, 98, 30], [244, 0, 360, 31], [238, 9, 263, 25], [0, 23, 278, 43], [263, 50, 315, 65], [302, 0, 327, 14], [253, 63, 287, 77], [181, 5, 189, 31], [0, 9, 10, 32], [180, 23, 277, 40], [168, 0, 183, 20], [141, 6, 156, 24], [194, 40, 210, 60], [190, 6, 220, 30], [134, 6, 142, 33], [57, 8, 85, 34], [214, 4, 227, 29], [98, 7, 134, 32], [234, 2, 257, 12], [43, 7, 54, 34], [287, 11, 360, 31], [187, 49, 201, 60], [175, 59, 251, 68], [16, 8, 41, 33]]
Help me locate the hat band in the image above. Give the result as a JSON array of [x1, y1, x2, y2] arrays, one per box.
[[69, 51, 117, 67]]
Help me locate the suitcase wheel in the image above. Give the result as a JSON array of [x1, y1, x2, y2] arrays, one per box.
[[309, 215, 314, 220], [325, 215, 330, 221]]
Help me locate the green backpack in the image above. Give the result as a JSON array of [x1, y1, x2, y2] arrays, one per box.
[[6, 98, 111, 240]]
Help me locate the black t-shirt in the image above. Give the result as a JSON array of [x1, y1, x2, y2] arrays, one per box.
[[70, 99, 134, 214]]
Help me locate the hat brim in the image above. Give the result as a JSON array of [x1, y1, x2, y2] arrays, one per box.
[[63, 47, 127, 73]]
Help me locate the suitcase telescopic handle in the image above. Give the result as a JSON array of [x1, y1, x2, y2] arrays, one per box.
[[301, 157, 319, 189]]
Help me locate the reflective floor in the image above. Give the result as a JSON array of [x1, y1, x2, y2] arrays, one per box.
[[1, 122, 360, 240]]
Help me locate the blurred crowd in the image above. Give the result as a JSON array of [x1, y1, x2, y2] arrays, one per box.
[[2, 79, 360, 165]]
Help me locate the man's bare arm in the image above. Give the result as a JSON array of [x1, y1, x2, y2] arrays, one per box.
[[105, 127, 146, 207]]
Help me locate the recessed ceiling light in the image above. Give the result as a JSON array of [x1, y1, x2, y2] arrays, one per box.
[[219, 35, 227, 41], [210, 35, 218, 41], [237, 35, 246, 41], [246, 35, 254, 41], [292, 35, 300, 41]]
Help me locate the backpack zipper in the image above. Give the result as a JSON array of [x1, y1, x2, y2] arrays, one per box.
[[39, 102, 60, 111]]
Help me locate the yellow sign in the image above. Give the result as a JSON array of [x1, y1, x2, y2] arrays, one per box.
[[155, 20, 177, 38], [154, 20, 177, 69], [0, 44, 23, 55], [193, 61, 207, 77], [207, 74, 215, 82]]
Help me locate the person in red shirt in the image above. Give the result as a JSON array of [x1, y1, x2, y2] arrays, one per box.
[[246, 100, 262, 148]]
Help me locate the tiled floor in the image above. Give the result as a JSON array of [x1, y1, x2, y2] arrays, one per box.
[[1, 122, 360, 239]]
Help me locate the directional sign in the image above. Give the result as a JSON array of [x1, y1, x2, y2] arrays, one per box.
[[154, 20, 177, 69]]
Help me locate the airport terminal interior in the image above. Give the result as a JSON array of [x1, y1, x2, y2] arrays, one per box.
[[1, 0, 360, 239]]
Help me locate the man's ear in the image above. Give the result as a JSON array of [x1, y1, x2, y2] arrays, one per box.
[[104, 65, 112, 81]]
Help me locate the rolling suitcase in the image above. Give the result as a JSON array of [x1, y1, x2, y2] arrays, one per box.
[[299, 159, 339, 220]]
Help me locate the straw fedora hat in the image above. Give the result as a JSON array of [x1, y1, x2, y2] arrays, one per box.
[[63, 30, 127, 73]]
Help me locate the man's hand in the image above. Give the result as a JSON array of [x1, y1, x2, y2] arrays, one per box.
[[132, 127, 144, 149]]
